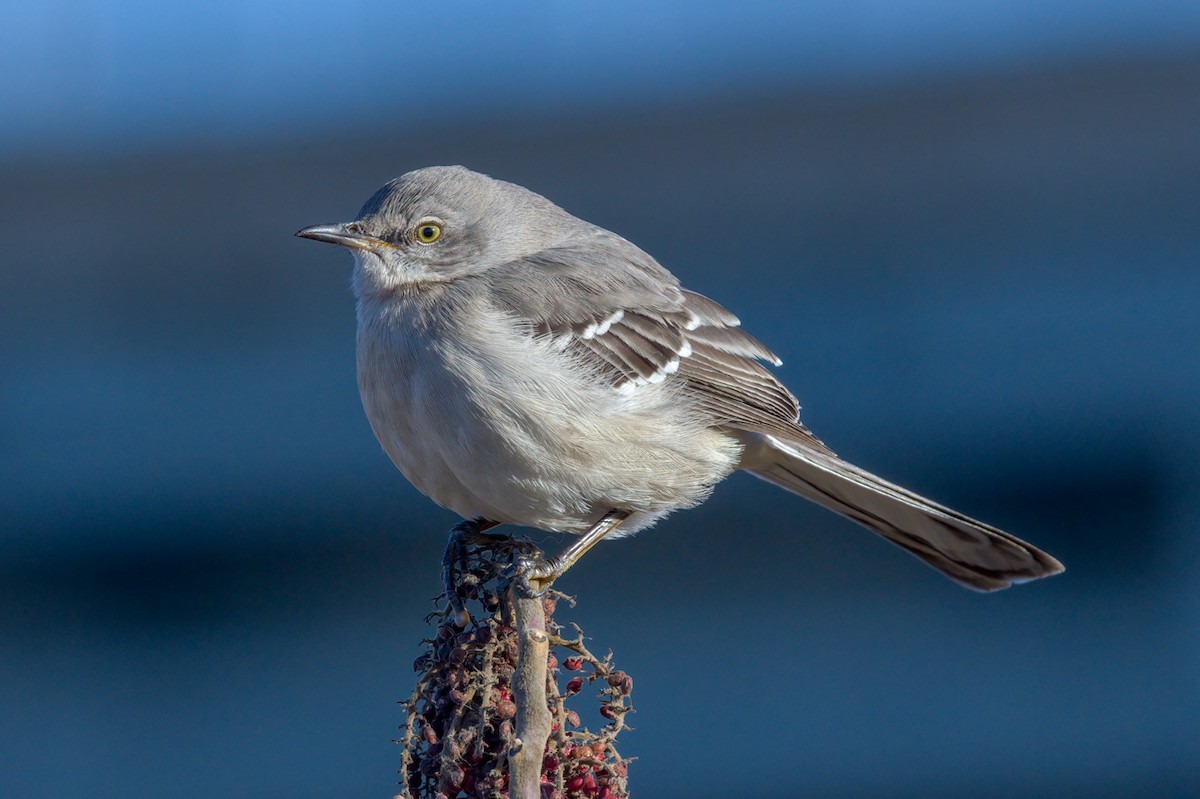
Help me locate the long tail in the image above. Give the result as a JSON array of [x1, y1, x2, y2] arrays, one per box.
[[737, 432, 1064, 591]]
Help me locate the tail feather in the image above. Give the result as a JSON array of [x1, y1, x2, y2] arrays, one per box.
[[737, 432, 1064, 591]]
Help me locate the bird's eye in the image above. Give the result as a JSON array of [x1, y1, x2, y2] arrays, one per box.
[[414, 221, 443, 244]]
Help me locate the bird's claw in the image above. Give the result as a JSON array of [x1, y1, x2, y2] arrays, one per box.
[[506, 551, 557, 597], [442, 519, 505, 627]]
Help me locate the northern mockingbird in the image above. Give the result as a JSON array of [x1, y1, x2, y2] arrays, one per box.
[[297, 165, 1063, 599]]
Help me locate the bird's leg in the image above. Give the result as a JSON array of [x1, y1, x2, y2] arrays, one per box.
[[517, 510, 631, 595], [442, 517, 503, 627]]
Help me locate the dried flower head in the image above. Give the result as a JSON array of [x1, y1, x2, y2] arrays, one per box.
[[397, 538, 633, 799]]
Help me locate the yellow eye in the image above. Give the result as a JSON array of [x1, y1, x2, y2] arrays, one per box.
[[414, 221, 442, 244]]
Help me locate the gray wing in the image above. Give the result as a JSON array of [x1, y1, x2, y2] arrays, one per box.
[[481, 232, 1064, 593], [482, 230, 832, 452]]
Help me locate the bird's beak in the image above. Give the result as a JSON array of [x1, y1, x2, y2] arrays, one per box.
[[295, 223, 387, 250]]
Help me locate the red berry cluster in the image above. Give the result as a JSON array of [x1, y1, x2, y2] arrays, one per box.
[[397, 540, 632, 799]]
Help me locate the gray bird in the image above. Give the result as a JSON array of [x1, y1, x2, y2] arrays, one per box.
[[297, 165, 1063, 599]]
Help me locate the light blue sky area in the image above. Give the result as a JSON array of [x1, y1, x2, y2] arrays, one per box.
[[3, 0, 1199, 157]]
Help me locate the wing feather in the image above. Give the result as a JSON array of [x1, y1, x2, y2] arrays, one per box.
[[477, 231, 829, 452]]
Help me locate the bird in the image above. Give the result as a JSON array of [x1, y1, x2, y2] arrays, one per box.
[[296, 165, 1063, 602]]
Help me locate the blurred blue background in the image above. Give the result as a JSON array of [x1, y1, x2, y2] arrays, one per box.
[[2, 2, 1199, 797]]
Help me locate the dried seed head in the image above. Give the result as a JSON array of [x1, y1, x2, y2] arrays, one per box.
[[605, 671, 633, 695], [400, 541, 631, 798], [439, 762, 464, 791]]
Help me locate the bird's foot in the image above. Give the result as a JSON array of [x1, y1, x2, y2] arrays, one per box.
[[507, 550, 560, 597], [506, 510, 632, 595], [441, 518, 503, 627]]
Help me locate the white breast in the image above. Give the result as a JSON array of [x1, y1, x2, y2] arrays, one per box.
[[354, 290, 742, 534]]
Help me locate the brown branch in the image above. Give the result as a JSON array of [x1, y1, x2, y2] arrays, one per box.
[[395, 680, 425, 798], [507, 562, 553, 799]]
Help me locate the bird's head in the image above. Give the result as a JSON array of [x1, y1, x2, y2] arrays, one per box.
[[296, 165, 573, 297]]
